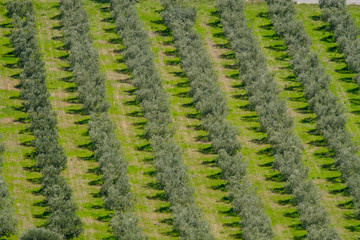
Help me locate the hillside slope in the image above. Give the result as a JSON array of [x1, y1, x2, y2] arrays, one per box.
[[0, 0, 360, 239]]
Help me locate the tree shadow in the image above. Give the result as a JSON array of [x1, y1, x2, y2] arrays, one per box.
[[97, 213, 112, 222], [329, 186, 349, 195], [26, 177, 42, 184], [320, 35, 334, 43], [265, 44, 287, 52], [271, 187, 286, 194], [75, 118, 90, 125], [215, 42, 230, 49], [327, 46, 338, 53], [335, 66, 352, 74], [265, 173, 284, 182], [108, 37, 121, 44], [257, 11, 269, 19], [33, 210, 51, 219], [126, 110, 143, 117], [308, 138, 327, 147], [257, 147, 273, 157], [136, 143, 152, 152], [337, 200, 353, 209], [146, 181, 162, 190], [330, 56, 345, 63], [156, 206, 171, 213], [147, 192, 167, 201], [88, 178, 102, 186], [208, 19, 221, 28], [198, 146, 214, 155], [220, 207, 237, 217], [89, 0, 110, 3], [207, 172, 222, 180], [210, 183, 227, 191], [278, 198, 293, 206], [314, 24, 328, 32], [165, 58, 181, 66]]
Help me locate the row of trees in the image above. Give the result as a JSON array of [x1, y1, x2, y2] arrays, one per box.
[[7, 1, 82, 238], [319, 0, 360, 86], [266, 0, 360, 220], [109, 0, 214, 239], [160, 0, 274, 239], [217, 0, 339, 239], [0, 134, 16, 237], [58, 0, 145, 239]]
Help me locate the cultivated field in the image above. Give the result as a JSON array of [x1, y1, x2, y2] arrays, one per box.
[[1, 0, 360, 239]]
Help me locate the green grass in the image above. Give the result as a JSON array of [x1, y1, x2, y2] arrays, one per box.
[[1, 0, 360, 239]]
